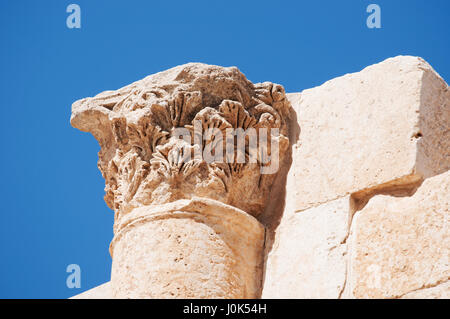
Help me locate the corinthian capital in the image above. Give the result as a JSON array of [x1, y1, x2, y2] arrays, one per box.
[[71, 63, 292, 221]]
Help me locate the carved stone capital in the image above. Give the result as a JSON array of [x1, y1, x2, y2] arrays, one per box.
[[71, 63, 292, 221]]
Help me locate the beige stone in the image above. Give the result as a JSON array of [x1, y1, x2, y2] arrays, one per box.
[[347, 170, 449, 299], [71, 63, 292, 298], [262, 196, 350, 298], [287, 56, 449, 212], [71, 56, 449, 299], [71, 63, 292, 219], [110, 198, 264, 298], [262, 56, 449, 300]]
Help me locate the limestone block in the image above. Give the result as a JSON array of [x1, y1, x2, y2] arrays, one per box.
[[262, 196, 350, 298], [287, 56, 449, 212], [347, 170, 449, 298], [70, 282, 112, 299]]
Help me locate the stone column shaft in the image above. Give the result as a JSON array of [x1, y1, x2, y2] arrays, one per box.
[[110, 198, 264, 298]]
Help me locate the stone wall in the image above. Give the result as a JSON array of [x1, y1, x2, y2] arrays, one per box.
[[262, 56, 449, 299], [72, 56, 449, 299]]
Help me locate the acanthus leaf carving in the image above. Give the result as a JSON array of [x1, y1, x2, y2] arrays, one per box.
[[71, 63, 292, 220]]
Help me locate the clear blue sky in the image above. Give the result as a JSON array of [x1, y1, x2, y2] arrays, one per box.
[[0, 0, 448, 298]]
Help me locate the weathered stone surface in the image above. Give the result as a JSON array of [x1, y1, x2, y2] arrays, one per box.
[[71, 282, 112, 299], [347, 170, 449, 299], [110, 198, 265, 298], [71, 57, 449, 299], [262, 56, 449, 300], [71, 63, 291, 220], [262, 196, 350, 298], [287, 56, 449, 212], [71, 63, 291, 298]]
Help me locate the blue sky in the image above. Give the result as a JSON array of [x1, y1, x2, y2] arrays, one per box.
[[0, 0, 448, 298]]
